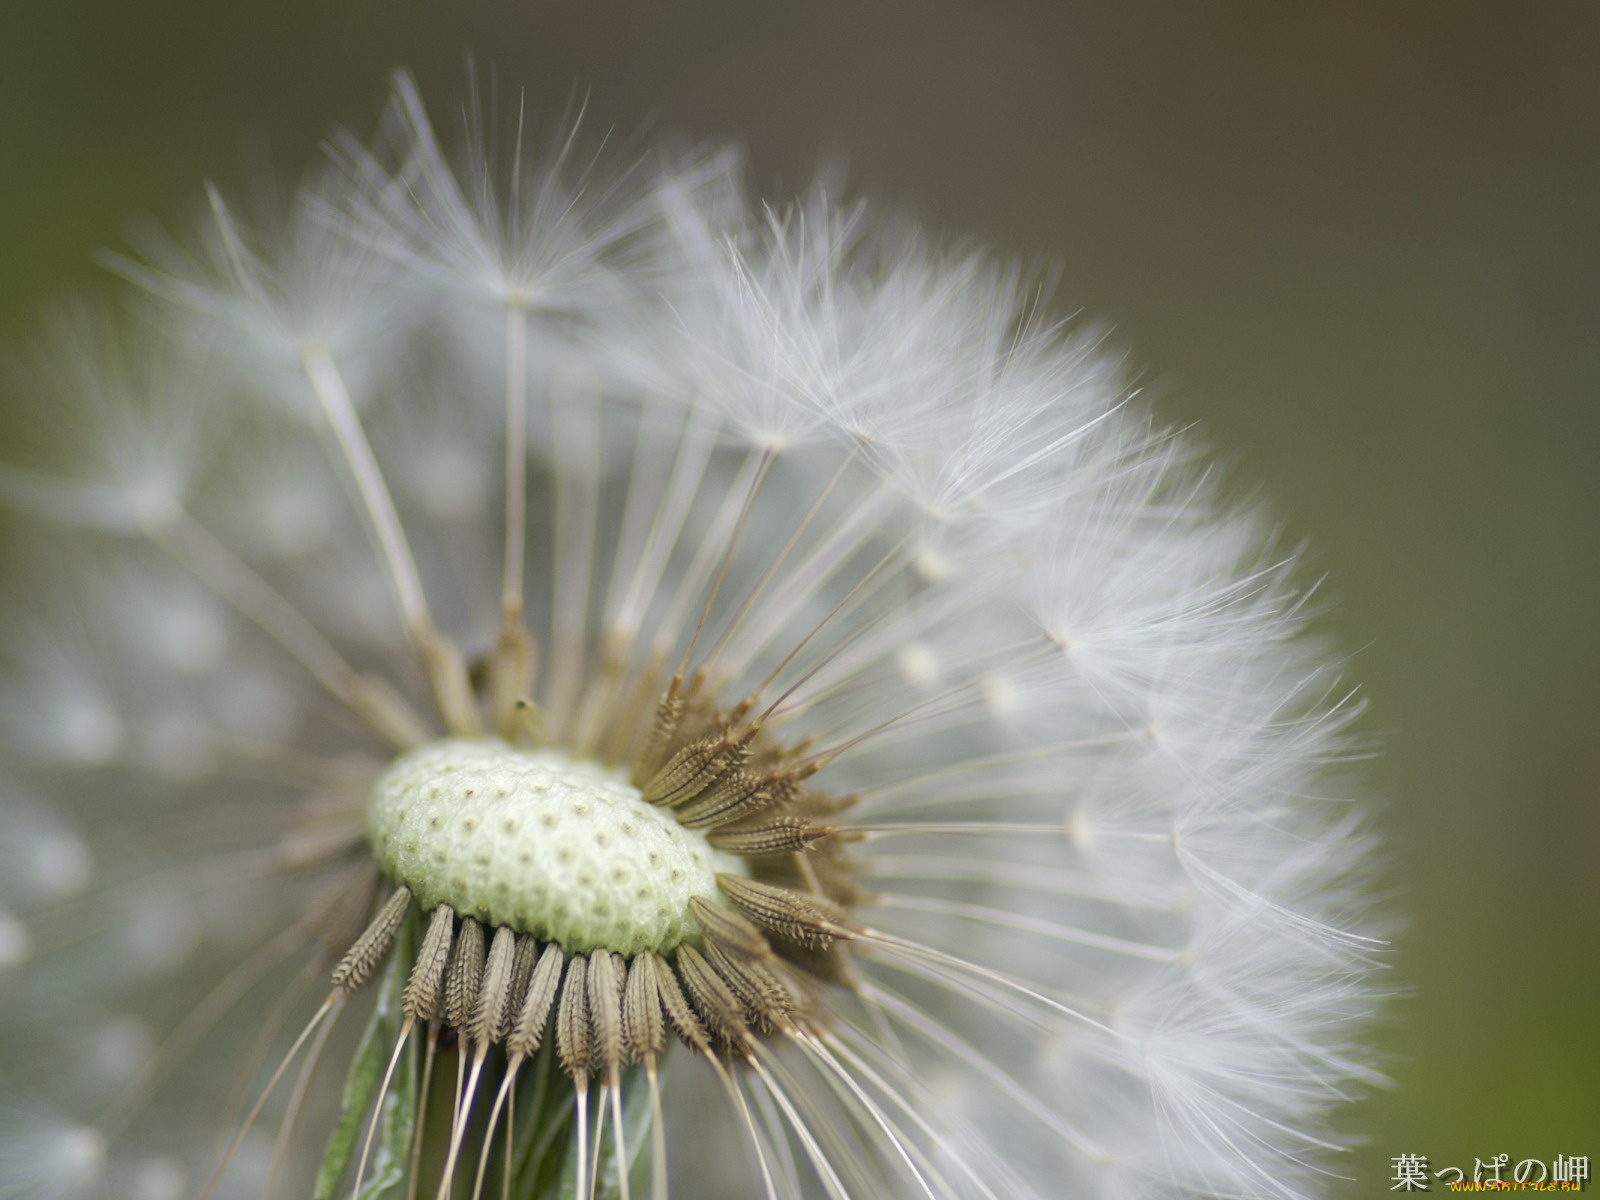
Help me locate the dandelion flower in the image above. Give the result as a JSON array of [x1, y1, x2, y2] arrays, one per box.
[[0, 73, 1381, 1200]]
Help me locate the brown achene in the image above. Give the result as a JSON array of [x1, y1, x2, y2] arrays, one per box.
[[327, 666, 867, 1090]]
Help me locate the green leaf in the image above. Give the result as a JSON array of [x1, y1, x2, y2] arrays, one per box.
[[508, 1043, 577, 1198], [521, 1060, 655, 1200], [314, 913, 418, 1200], [590, 1068, 656, 1200]]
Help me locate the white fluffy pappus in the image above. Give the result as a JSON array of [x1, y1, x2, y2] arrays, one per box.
[[0, 72, 1381, 1200]]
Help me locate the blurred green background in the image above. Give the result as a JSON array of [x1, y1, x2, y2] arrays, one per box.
[[3, 1, 1595, 1193]]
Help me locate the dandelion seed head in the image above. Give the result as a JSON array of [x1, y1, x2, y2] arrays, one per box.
[[0, 70, 1381, 1200]]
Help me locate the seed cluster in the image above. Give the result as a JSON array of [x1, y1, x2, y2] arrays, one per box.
[[333, 669, 865, 1073]]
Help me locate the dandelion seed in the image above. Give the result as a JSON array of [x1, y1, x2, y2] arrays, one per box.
[[0, 71, 1381, 1200]]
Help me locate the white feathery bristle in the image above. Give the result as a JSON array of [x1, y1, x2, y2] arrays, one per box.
[[0, 792, 94, 903], [0, 911, 31, 969], [124, 1159, 185, 1200], [0, 1114, 105, 1200], [0, 70, 1380, 1200]]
